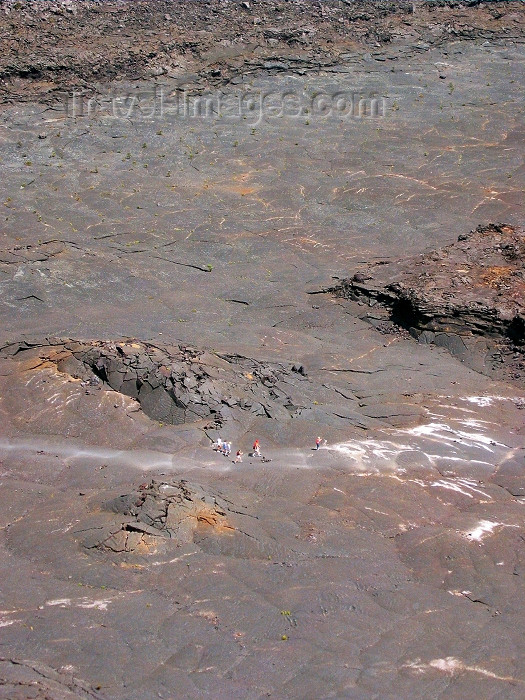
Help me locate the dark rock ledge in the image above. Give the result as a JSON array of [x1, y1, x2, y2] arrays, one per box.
[[328, 223, 525, 385]]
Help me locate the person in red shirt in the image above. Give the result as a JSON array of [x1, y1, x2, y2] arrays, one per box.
[[253, 439, 261, 456]]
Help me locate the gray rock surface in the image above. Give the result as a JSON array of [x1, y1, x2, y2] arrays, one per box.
[[0, 3, 524, 699]]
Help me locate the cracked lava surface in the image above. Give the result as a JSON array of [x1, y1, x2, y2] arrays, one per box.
[[0, 3, 524, 699]]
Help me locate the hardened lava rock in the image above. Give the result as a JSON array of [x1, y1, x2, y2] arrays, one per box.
[[332, 223, 525, 383], [0, 338, 308, 425], [79, 479, 239, 555], [78, 479, 287, 561]]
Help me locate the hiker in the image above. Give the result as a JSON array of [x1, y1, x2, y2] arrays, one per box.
[[253, 439, 261, 456], [224, 441, 232, 457], [213, 437, 223, 452], [235, 450, 243, 463], [315, 436, 322, 450]]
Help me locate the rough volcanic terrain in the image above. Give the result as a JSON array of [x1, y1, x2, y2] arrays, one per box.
[[331, 223, 525, 384], [0, 2, 524, 700], [1, 0, 524, 104]]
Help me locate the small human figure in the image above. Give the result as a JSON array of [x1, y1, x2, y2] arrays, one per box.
[[213, 437, 223, 452], [253, 439, 261, 456], [235, 450, 243, 463], [224, 442, 232, 457], [315, 436, 322, 450]]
